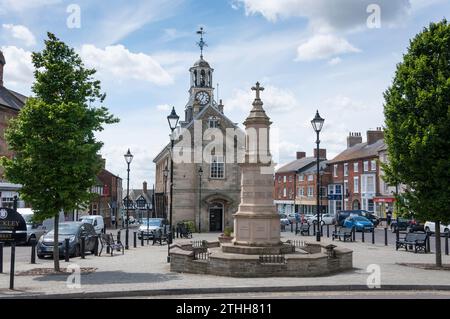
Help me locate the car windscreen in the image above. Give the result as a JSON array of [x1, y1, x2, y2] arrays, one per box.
[[22, 214, 33, 224], [48, 224, 79, 236], [81, 218, 94, 225], [140, 219, 162, 226]]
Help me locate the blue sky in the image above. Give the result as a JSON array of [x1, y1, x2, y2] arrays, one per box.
[[0, 0, 449, 188]]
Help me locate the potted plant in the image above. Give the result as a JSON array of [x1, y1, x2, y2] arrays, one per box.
[[219, 227, 233, 244]]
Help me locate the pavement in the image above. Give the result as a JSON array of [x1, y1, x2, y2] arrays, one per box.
[[1, 231, 450, 298]]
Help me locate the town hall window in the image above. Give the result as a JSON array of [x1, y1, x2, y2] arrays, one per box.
[[210, 155, 225, 179], [208, 117, 219, 128]]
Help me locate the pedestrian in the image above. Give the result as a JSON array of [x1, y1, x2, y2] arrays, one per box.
[[386, 210, 392, 226], [111, 214, 116, 228]]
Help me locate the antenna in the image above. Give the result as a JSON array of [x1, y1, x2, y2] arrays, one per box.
[[196, 27, 207, 59]]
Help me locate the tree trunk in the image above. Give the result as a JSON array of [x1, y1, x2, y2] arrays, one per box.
[[435, 221, 442, 268], [53, 215, 60, 272]]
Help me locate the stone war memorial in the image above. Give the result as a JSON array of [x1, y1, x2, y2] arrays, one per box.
[[170, 82, 353, 277]]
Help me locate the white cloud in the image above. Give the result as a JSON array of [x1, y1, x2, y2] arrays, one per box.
[[0, 45, 34, 87], [296, 34, 360, 61], [79, 44, 173, 86], [2, 24, 36, 46], [324, 95, 368, 112], [232, 0, 410, 32], [227, 85, 299, 113], [0, 0, 60, 12], [328, 57, 342, 66], [156, 104, 172, 112]]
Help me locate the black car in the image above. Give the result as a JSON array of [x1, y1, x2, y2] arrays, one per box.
[[37, 222, 97, 258], [391, 217, 423, 233]]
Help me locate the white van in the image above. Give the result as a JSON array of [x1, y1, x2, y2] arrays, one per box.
[[80, 215, 105, 235], [424, 221, 450, 235], [17, 208, 65, 244]]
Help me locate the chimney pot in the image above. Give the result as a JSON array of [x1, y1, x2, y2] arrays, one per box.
[[347, 132, 362, 148], [143, 181, 148, 193], [296, 152, 306, 160], [313, 148, 327, 159]]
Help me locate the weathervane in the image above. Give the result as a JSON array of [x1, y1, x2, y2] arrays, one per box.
[[196, 27, 207, 59]]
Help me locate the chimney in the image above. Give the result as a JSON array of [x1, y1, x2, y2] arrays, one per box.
[[296, 152, 306, 160], [367, 127, 384, 145], [143, 181, 148, 193], [347, 132, 362, 148], [218, 99, 224, 114], [313, 148, 327, 159], [0, 50, 5, 87]]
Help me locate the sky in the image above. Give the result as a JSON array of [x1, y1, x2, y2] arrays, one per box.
[[0, 0, 449, 188]]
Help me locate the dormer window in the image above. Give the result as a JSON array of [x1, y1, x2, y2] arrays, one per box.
[[208, 117, 219, 128]]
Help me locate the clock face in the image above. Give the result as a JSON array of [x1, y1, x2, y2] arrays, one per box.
[[195, 91, 210, 106]]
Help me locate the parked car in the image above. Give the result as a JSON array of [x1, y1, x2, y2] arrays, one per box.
[[310, 214, 334, 225], [303, 214, 315, 224], [80, 215, 104, 235], [343, 216, 374, 232], [18, 208, 47, 245], [37, 222, 97, 258], [336, 210, 379, 226], [286, 213, 297, 224], [279, 214, 290, 227], [391, 217, 424, 233], [138, 218, 169, 239], [424, 221, 450, 235]]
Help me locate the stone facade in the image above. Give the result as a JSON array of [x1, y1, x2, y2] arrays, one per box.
[[153, 53, 242, 232]]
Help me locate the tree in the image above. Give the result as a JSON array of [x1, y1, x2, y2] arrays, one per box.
[[383, 20, 450, 267], [1, 33, 118, 271]]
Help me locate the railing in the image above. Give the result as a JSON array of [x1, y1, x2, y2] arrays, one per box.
[[259, 254, 286, 264], [194, 250, 210, 260], [191, 240, 207, 249]]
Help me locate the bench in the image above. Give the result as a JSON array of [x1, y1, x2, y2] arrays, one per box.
[[332, 227, 353, 242], [396, 232, 428, 253], [178, 223, 193, 239], [152, 228, 169, 245], [295, 223, 310, 236], [99, 233, 124, 256]]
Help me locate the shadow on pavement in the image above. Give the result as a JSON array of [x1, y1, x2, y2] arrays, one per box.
[[32, 271, 181, 285]]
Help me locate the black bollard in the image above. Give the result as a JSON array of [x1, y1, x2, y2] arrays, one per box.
[[384, 227, 388, 246], [295, 222, 299, 234], [321, 225, 324, 238], [334, 224, 337, 234], [0, 242, 3, 273], [9, 242, 15, 290], [396, 227, 400, 242], [362, 228, 365, 243], [30, 238, 36, 264], [352, 228, 356, 242], [65, 238, 70, 262], [327, 225, 330, 238], [133, 232, 137, 248], [372, 228, 375, 244], [141, 231, 144, 247], [147, 231, 150, 246], [125, 229, 129, 250], [94, 236, 99, 256], [426, 234, 431, 253], [176, 226, 179, 239], [117, 231, 121, 244], [313, 223, 316, 236], [81, 237, 85, 259], [445, 233, 449, 256]]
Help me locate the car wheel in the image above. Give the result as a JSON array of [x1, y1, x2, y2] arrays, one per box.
[[321, 221, 325, 226], [73, 245, 80, 257], [37, 254, 45, 259]]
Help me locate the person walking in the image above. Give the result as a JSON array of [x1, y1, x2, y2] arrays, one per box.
[[386, 210, 393, 226], [111, 214, 116, 229]]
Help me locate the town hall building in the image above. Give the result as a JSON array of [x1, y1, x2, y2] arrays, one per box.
[[153, 30, 243, 232]]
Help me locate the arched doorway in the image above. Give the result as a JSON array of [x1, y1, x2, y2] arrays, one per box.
[[209, 202, 223, 232], [352, 200, 361, 210]]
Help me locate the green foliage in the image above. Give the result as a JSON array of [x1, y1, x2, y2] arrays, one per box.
[[180, 220, 196, 233], [1, 32, 118, 222], [383, 20, 450, 224], [223, 227, 233, 237]]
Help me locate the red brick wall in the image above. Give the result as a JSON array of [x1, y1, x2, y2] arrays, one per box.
[[274, 172, 296, 200]]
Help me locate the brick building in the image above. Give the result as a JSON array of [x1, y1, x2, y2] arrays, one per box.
[[327, 129, 385, 217], [0, 50, 27, 208], [274, 150, 328, 215]]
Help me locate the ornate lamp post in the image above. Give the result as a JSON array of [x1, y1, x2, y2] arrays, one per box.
[[311, 110, 325, 242], [198, 166, 203, 233], [163, 166, 169, 219], [167, 107, 179, 263], [124, 149, 134, 249]]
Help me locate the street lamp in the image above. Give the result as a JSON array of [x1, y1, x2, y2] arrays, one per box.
[[167, 107, 179, 263], [311, 110, 325, 242], [124, 149, 134, 249], [198, 166, 203, 233], [319, 166, 325, 214], [163, 165, 169, 219]]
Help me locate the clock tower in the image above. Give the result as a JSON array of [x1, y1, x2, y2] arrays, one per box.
[[184, 27, 216, 124]]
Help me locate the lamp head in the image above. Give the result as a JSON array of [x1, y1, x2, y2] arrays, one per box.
[[311, 110, 325, 133], [124, 149, 134, 164], [167, 107, 180, 132]]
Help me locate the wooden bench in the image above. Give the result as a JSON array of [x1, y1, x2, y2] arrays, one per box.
[[295, 223, 310, 236], [332, 227, 353, 242], [152, 228, 169, 245], [99, 233, 124, 256], [396, 232, 428, 253]]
